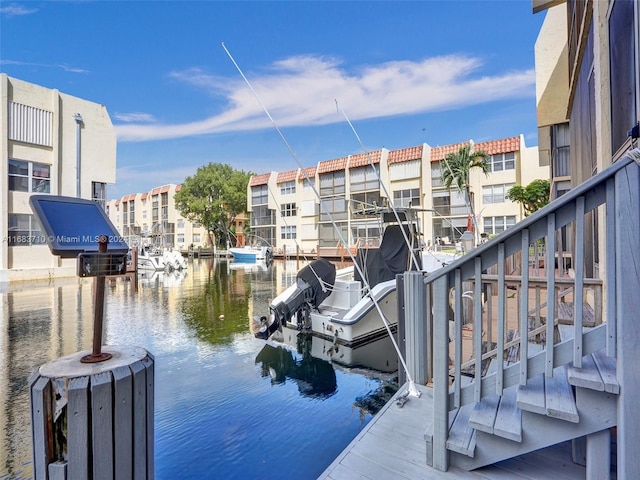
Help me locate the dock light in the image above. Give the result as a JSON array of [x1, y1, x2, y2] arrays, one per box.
[[460, 230, 475, 254]]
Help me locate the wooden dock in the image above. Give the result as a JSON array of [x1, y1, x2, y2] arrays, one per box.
[[318, 383, 592, 480]]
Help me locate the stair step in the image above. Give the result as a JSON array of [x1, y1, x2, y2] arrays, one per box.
[[493, 386, 522, 442], [592, 350, 620, 394], [517, 373, 546, 414], [446, 403, 476, 457], [567, 352, 605, 391], [517, 367, 579, 423], [545, 366, 579, 423], [468, 394, 499, 434]]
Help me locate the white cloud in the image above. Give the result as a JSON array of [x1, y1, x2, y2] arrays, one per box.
[[0, 59, 88, 73], [0, 3, 38, 17], [114, 112, 157, 123], [115, 54, 535, 142]]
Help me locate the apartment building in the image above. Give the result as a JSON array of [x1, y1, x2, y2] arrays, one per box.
[[247, 135, 547, 256], [1, 75, 117, 282], [534, 0, 639, 278], [106, 184, 209, 251]]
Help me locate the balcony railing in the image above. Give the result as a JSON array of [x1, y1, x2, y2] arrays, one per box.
[[418, 149, 640, 471]]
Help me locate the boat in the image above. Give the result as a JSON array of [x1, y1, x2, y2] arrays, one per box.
[[137, 245, 166, 271], [256, 208, 457, 346], [228, 245, 273, 262]]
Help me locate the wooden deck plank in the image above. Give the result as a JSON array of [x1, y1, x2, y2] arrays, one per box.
[[446, 403, 476, 457], [517, 373, 546, 414], [566, 353, 605, 391], [493, 386, 522, 442], [545, 367, 579, 423], [592, 349, 620, 394], [468, 395, 500, 434]]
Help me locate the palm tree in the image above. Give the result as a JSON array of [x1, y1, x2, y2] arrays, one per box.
[[440, 143, 490, 244]]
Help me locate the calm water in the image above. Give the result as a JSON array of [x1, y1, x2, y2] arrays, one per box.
[[0, 258, 399, 479]]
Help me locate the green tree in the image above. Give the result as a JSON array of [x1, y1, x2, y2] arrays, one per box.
[[440, 143, 490, 241], [506, 179, 550, 216], [174, 163, 253, 247]]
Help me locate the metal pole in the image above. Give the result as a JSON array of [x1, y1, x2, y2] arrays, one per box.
[[74, 113, 83, 198], [81, 235, 112, 363]]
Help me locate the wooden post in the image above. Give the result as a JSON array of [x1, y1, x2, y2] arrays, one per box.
[[403, 271, 428, 385], [432, 274, 450, 471], [615, 162, 640, 478], [396, 274, 406, 386], [30, 346, 154, 480]]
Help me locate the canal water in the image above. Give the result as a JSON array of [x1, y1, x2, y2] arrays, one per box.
[[0, 258, 399, 479]]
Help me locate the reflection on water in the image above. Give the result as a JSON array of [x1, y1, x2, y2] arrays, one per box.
[[0, 258, 398, 479]]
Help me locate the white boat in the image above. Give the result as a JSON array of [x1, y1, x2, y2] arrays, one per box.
[[137, 245, 166, 271], [257, 208, 457, 346], [229, 245, 273, 262]]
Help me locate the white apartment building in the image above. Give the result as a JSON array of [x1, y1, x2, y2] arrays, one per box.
[[247, 135, 548, 257], [1, 75, 117, 282], [106, 184, 209, 251]]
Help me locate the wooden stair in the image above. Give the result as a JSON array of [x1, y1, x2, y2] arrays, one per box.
[[441, 348, 619, 471]]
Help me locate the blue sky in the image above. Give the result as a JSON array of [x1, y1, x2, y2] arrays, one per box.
[[1, 1, 546, 200]]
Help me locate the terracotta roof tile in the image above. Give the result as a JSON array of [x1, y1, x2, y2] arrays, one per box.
[[475, 136, 520, 155], [430, 141, 471, 162], [115, 199, 121, 206], [388, 145, 424, 164], [160, 185, 170, 194], [249, 173, 271, 187], [349, 150, 382, 168], [175, 185, 182, 192], [298, 166, 316, 182], [277, 169, 298, 183], [151, 187, 161, 196], [317, 157, 347, 174], [141, 193, 148, 200]]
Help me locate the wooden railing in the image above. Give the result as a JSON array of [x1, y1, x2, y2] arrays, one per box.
[[422, 149, 640, 471]]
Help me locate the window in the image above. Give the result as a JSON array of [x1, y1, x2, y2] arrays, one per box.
[[280, 203, 296, 217], [482, 184, 514, 204], [251, 205, 275, 227], [177, 233, 185, 244], [302, 177, 315, 191], [319, 171, 345, 196], [152, 196, 159, 223], [320, 196, 348, 221], [551, 123, 570, 177], [161, 193, 168, 220], [280, 225, 297, 239], [393, 188, 420, 207], [489, 153, 515, 172], [350, 165, 380, 192], [123, 203, 128, 225], [8, 159, 50, 193], [193, 234, 201, 243], [431, 163, 444, 187], [251, 185, 268, 205], [129, 201, 135, 225], [351, 191, 382, 212], [483, 216, 517, 235], [280, 180, 296, 195], [92, 182, 106, 208], [177, 219, 185, 229], [7, 214, 45, 246], [609, 0, 638, 155]]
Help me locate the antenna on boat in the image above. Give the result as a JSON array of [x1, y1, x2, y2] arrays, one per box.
[[222, 42, 421, 398], [335, 100, 421, 272]]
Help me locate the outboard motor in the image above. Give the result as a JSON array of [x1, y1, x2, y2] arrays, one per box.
[[255, 258, 336, 339]]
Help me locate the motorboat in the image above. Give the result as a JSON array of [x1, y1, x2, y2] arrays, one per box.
[[256, 208, 458, 346], [229, 245, 273, 263], [137, 245, 166, 271]]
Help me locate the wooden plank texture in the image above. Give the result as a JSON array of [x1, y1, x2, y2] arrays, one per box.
[[91, 371, 114, 480], [545, 367, 579, 423], [67, 376, 89, 480], [517, 373, 546, 415], [446, 403, 476, 457], [48, 460, 67, 480], [131, 360, 148, 480], [468, 395, 499, 434], [567, 353, 604, 391], [113, 366, 133, 479], [30, 375, 51, 480], [493, 386, 522, 442], [142, 355, 155, 480], [592, 350, 620, 394]]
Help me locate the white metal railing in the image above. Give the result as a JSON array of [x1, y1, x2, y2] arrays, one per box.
[[425, 149, 640, 471]]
